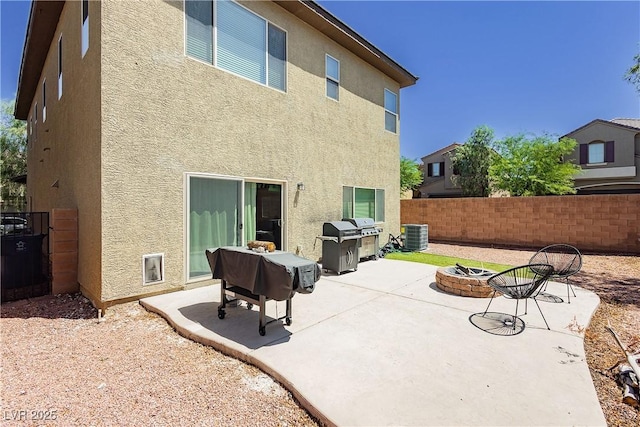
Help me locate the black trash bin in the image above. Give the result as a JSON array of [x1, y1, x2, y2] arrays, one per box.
[[1, 234, 47, 300]]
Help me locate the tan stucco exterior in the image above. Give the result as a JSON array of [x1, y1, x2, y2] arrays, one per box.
[[25, 1, 103, 304], [19, 0, 416, 306]]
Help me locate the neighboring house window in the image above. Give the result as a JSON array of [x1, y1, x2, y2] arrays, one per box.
[[427, 162, 444, 177], [342, 186, 385, 222], [42, 80, 47, 123], [580, 141, 614, 164], [81, 0, 89, 57], [326, 54, 339, 100], [58, 35, 63, 99], [185, 0, 287, 91], [384, 89, 397, 133]]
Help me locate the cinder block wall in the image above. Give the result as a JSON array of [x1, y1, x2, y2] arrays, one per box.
[[401, 195, 640, 253]]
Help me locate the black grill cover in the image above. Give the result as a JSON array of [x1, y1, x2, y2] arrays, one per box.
[[205, 246, 320, 301]]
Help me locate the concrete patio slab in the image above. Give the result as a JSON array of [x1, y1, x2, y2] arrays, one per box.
[[140, 258, 606, 426]]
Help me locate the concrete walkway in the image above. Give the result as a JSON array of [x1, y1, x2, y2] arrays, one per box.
[[140, 259, 606, 426]]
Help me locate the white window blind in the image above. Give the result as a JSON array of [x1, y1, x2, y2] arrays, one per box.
[[186, 0, 213, 64], [217, 0, 266, 84], [185, 0, 286, 91]]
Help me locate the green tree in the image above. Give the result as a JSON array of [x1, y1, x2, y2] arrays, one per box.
[[489, 134, 580, 196], [400, 156, 422, 195], [1, 99, 27, 211], [450, 125, 495, 197], [624, 52, 640, 93]]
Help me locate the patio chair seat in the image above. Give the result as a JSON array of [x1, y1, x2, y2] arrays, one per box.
[[482, 263, 554, 334], [529, 244, 582, 303]]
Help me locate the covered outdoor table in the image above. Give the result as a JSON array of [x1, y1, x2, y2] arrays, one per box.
[[205, 246, 320, 335]]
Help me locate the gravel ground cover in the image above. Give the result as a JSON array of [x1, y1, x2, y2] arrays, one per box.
[[1, 295, 318, 427], [1, 242, 638, 426], [426, 242, 640, 427]]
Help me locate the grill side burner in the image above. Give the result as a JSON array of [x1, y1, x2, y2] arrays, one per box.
[[343, 217, 381, 260]]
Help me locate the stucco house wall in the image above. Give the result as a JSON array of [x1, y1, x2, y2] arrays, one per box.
[[418, 143, 461, 198], [24, 1, 103, 303], [17, 0, 416, 307], [564, 119, 640, 194]]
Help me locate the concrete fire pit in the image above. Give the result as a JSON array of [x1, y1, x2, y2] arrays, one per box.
[[435, 266, 498, 298]]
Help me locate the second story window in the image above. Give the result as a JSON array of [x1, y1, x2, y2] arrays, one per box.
[[588, 142, 604, 163], [580, 141, 614, 164], [384, 89, 397, 133], [326, 55, 339, 100], [42, 80, 47, 123], [81, 0, 89, 57], [427, 162, 444, 177], [58, 35, 63, 99], [185, 0, 287, 91]]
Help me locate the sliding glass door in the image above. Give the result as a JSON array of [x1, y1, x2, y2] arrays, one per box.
[[188, 176, 243, 279], [187, 175, 284, 281]]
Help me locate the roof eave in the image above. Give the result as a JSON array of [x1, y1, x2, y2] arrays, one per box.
[[14, 0, 65, 120], [15, 0, 418, 120], [275, 1, 418, 88]]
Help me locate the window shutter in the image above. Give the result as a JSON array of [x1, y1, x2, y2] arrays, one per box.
[[605, 141, 615, 163], [427, 163, 433, 177], [439, 162, 445, 176], [579, 144, 588, 164], [217, 0, 266, 85]]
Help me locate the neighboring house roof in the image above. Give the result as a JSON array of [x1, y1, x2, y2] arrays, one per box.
[[610, 118, 640, 129], [420, 143, 461, 161], [15, 0, 419, 119], [562, 118, 640, 138]]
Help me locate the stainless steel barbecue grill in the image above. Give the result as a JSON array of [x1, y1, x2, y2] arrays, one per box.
[[343, 217, 381, 260], [319, 221, 361, 274]]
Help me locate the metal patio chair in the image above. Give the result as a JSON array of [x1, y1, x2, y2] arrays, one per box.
[[529, 244, 582, 303], [482, 264, 554, 333]]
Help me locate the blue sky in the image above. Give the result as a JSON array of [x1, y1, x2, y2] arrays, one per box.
[[2, 1, 639, 160]]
